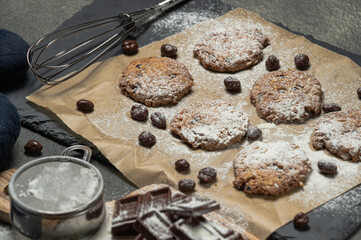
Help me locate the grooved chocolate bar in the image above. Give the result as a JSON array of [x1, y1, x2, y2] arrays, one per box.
[[112, 186, 242, 239], [165, 196, 220, 217], [170, 216, 244, 240], [112, 187, 172, 235], [134, 210, 174, 240]]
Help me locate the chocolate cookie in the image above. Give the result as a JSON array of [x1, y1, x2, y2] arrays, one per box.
[[170, 101, 249, 151], [193, 29, 268, 72], [233, 141, 311, 196], [119, 57, 193, 107], [311, 110, 361, 162], [250, 69, 322, 123]]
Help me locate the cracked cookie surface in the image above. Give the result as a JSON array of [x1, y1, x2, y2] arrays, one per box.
[[119, 57, 193, 107], [233, 141, 311, 196], [250, 69, 322, 123], [193, 29, 268, 72], [312, 110, 361, 162], [170, 101, 249, 151]]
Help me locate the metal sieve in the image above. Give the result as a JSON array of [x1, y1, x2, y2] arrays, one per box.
[[8, 145, 105, 239]]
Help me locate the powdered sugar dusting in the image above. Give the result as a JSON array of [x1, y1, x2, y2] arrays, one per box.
[[80, 7, 361, 235], [171, 101, 249, 150], [193, 29, 267, 72], [312, 111, 361, 161], [289, 127, 361, 207], [234, 141, 309, 172]]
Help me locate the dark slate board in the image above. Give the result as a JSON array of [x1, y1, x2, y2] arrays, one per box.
[[1, 0, 361, 239]]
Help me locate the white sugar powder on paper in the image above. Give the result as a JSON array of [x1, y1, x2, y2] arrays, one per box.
[[151, 11, 214, 35], [289, 127, 361, 207], [85, 8, 361, 233]]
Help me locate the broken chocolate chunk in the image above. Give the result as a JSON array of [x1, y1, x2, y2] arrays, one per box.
[[134, 210, 174, 240], [112, 194, 143, 234], [171, 216, 243, 240], [112, 187, 171, 235], [165, 196, 220, 217]]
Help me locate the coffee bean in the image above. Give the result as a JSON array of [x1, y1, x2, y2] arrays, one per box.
[[122, 40, 138, 55], [317, 160, 337, 175], [322, 103, 341, 113], [178, 179, 196, 192], [224, 76, 241, 92], [131, 104, 148, 121], [293, 212, 309, 229], [198, 167, 217, 183], [76, 99, 94, 113], [294, 54, 310, 70], [175, 159, 190, 172], [265, 55, 280, 71], [247, 127, 262, 141], [151, 112, 166, 129], [161, 44, 178, 58], [357, 87, 361, 98], [24, 140, 43, 154], [138, 131, 156, 147]]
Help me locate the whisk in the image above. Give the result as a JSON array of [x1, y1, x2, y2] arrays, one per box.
[[27, 0, 186, 85]]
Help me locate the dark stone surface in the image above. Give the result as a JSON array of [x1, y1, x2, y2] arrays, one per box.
[[1, 0, 361, 239]]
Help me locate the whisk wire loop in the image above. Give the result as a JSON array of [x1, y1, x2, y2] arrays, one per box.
[[27, 0, 186, 85]]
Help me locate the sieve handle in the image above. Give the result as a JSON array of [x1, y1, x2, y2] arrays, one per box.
[[61, 145, 92, 162]]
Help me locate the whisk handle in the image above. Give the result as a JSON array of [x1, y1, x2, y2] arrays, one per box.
[[155, 0, 187, 12]]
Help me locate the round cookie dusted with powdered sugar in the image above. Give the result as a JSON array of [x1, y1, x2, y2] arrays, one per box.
[[250, 69, 322, 123], [312, 110, 361, 162], [233, 141, 311, 196], [119, 57, 193, 107], [193, 29, 268, 72], [170, 101, 249, 151]]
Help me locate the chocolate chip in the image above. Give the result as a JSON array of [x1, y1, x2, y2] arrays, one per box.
[[161, 44, 177, 58], [317, 160, 337, 175], [175, 159, 190, 172], [357, 87, 361, 98], [322, 103, 341, 113], [178, 179, 196, 192], [293, 212, 309, 229], [136, 64, 142, 69], [138, 131, 156, 147], [294, 54, 310, 70], [76, 99, 94, 113], [224, 76, 241, 92], [198, 167, 217, 183], [151, 112, 166, 129], [122, 40, 138, 55], [131, 104, 148, 121], [24, 140, 43, 154], [265, 55, 280, 71], [247, 127, 262, 141]]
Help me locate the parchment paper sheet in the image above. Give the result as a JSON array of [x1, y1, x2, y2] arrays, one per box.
[[27, 9, 361, 239]]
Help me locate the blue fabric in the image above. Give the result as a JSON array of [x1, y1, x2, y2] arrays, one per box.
[[0, 94, 20, 163], [0, 29, 29, 83]]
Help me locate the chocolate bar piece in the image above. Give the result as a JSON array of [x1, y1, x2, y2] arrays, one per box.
[[134, 210, 174, 240], [112, 194, 143, 234], [143, 186, 172, 211], [165, 196, 220, 217], [112, 187, 172, 235], [170, 217, 244, 240]]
